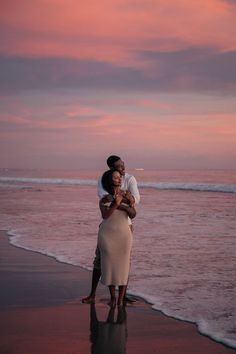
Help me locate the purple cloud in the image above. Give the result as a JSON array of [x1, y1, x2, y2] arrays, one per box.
[[1, 47, 236, 94]]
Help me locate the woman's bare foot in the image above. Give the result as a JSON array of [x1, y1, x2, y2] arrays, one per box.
[[82, 295, 95, 304], [108, 297, 116, 308], [117, 300, 124, 307]]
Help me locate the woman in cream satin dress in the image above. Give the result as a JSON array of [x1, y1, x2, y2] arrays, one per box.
[[98, 169, 136, 307]]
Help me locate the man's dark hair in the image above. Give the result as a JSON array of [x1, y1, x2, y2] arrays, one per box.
[[106, 155, 121, 168], [101, 170, 114, 195]]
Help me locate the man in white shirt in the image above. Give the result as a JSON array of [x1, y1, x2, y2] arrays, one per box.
[[82, 155, 140, 304]]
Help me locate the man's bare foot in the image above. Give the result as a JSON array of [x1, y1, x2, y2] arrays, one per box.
[[123, 296, 137, 304], [82, 295, 95, 304]]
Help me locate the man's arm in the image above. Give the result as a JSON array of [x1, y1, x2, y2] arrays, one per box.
[[97, 176, 108, 200], [128, 175, 140, 204], [118, 203, 136, 219]]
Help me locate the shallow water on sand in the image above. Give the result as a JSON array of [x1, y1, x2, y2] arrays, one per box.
[[0, 168, 236, 348]]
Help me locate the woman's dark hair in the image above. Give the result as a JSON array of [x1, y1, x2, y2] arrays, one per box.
[[101, 170, 115, 195]]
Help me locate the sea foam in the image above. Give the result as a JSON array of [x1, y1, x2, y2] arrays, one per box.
[[0, 177, 236, 193]]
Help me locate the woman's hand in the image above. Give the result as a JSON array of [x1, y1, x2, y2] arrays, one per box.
[[114, 192, 123, 207]]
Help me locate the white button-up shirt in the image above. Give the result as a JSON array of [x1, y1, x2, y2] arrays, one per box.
[[97, 172, 140, 204]]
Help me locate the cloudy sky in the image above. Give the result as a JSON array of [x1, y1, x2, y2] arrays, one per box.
[[1, 0, 236, 170]]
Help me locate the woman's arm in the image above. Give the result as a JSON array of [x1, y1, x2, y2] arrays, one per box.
[[116, 191, 136, 219], [99, 194, 122, 219]]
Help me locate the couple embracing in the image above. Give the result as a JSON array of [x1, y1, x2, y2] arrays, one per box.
[[82, 155, 140, 307]]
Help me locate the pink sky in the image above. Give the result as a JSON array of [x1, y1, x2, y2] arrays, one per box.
[[1, 0, 236, 169]]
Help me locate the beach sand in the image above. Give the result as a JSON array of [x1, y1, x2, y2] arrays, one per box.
[[0, 230, 235, 354]]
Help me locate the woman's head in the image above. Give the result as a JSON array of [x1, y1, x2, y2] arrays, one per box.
[[102, 170, 121, 194]]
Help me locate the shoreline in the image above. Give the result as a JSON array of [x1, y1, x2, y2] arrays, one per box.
[[1, 229, 235, 353], [6, 229, 236, 350]]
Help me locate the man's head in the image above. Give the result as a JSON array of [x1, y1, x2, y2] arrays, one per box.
[[106, 155, 125, 176]]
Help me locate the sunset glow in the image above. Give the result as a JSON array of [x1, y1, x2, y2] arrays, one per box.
[[1, 0, 236, 169]]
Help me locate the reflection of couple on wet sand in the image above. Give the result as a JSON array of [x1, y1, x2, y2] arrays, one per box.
[[82, 155, 140, 306], [90, 304, 127, 354]]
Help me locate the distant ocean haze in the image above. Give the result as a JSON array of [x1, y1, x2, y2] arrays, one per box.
[[0, 168, 235, 349]]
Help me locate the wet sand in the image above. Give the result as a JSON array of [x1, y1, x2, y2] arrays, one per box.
[[0, 230, 235, 354]]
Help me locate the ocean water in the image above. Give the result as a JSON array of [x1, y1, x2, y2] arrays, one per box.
[[0, 168, 236, 348]]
